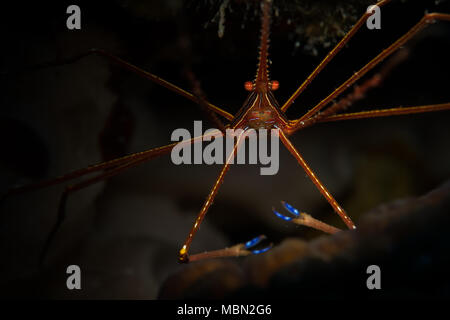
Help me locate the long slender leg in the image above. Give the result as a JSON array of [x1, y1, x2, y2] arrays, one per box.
[[291, 71, 384, 132], [316, 102, 450, 123], [291, 49, 410, 132], [295, 13, 450, 123], [189, 235, 272, 262], [5, 144, 173, 196], [189, 244, 249, 263], [39, 156, 150, 265], [184, 69, 226, 133], [278, 131, 356, 230], [4, 131, 220, 198], [281, 0, 392, 112], [179, 132, 245, 263], [36, 130, 224, 265], [3, 48, 233, 121]]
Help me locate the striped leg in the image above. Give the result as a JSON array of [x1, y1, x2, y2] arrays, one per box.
[[294, 13, 450, 123], [279, 131, 356, 230], [281, 0, 392, 113]]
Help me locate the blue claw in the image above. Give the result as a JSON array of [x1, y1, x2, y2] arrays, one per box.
[[251, 243, 273, 255], [244, 235, 272, 255], [273, 201, 301, 222], [272, 207, 293, 221], [245, 235, 266, 249], [282, 201, 300, 217]]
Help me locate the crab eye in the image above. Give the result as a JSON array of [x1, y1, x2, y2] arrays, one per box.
[[244, 81, 254, 91], [270, 80, 279, 91]]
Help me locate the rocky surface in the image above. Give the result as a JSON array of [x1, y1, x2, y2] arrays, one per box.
[[160, 180, 450, 299]]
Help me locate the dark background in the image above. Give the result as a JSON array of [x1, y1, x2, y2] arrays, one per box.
[[0, 0, 449, 299]]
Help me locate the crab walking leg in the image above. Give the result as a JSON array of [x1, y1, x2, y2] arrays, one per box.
[[5, 144, 176, 196], [185, 69, 227, 133], [279, 131, 356, 230], [38, 131, 224, 265], [188, 244, 249, 262], [188, 235, 272, 262], [5, 48, 234, 121], [91, 49, 234, 120], [316, 103, 450, 123], [281, 0, 392, 113], [4, 130, 221, 199], [295, 13, 450, 123], [39, 156, 152, 265], [179, 132, 245, 263], [273, 204, 341, 234], [291, 71, 385, 132], [290, 49, 411, 132]]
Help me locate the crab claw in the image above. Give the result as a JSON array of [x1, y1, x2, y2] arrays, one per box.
[[244, 235, 273, 255], [273, 201, 342, 234], [273, 201, 301, 221], [251, 244, 273, 255], [272, 207, 293, 221], [282, 201, 300, 217]]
